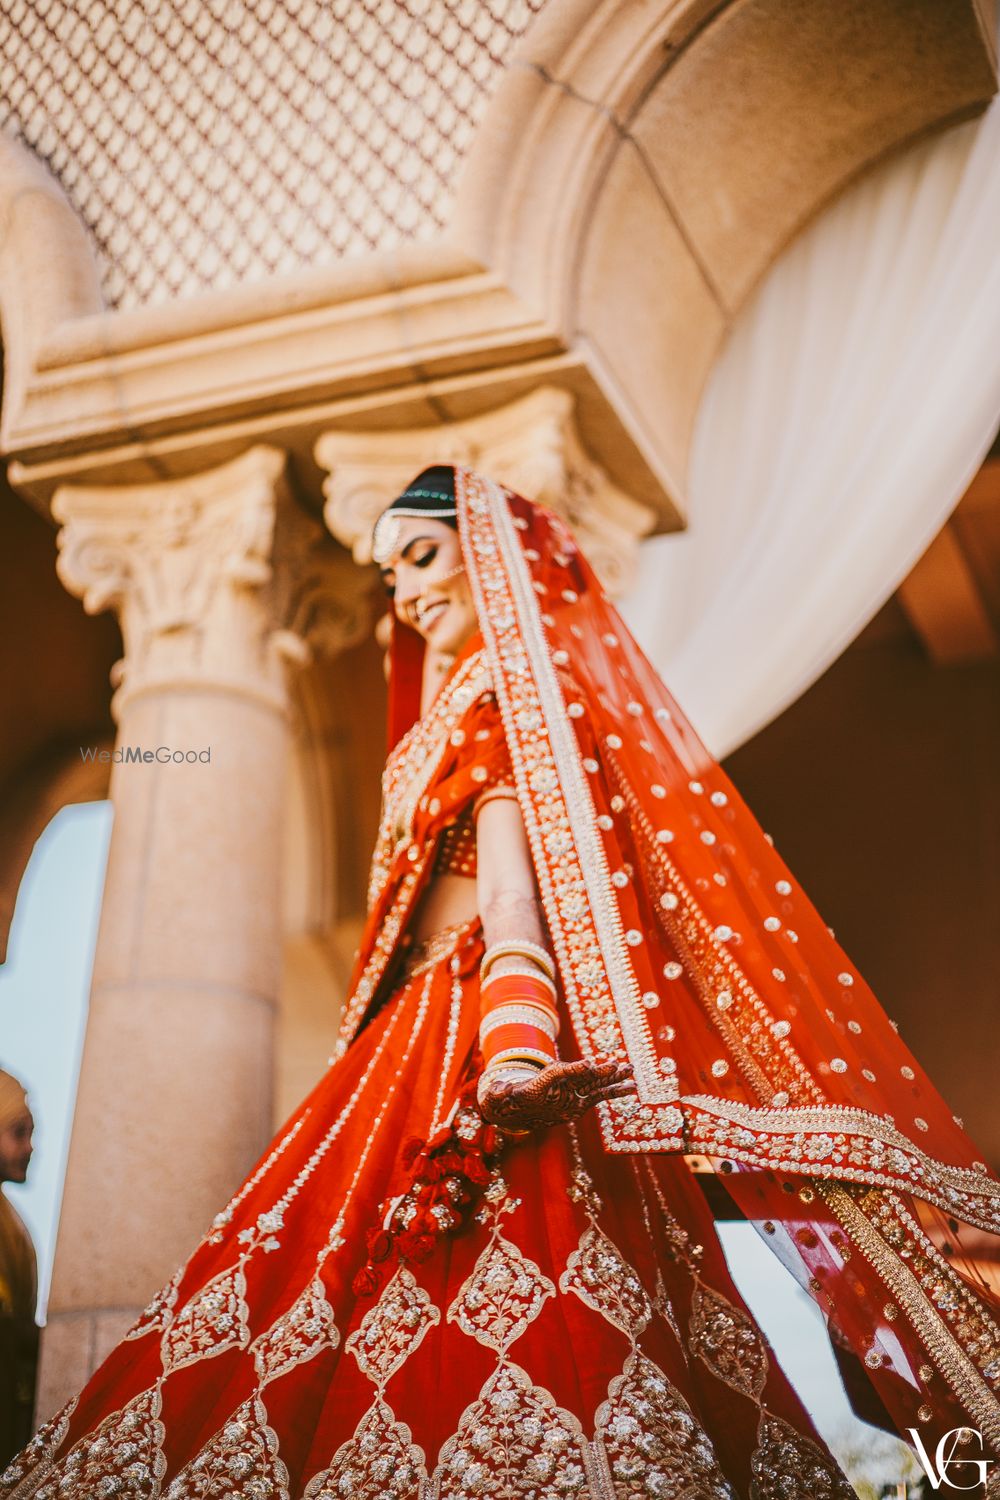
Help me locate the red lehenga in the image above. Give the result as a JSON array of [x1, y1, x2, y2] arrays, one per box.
[[5, 469, 1000, 1500]]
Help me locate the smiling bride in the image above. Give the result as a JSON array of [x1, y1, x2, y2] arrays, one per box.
[[4, 465, 998, 1500]]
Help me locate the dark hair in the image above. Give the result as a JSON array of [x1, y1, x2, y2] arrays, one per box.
[[389, 465, 456, 511], [372, 466, 458, 564]]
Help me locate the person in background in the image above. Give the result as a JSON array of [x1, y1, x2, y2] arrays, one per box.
[[0, 1069, 37, 1470]]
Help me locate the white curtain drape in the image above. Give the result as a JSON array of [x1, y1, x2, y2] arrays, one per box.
[[621, 92, 1000, 760]]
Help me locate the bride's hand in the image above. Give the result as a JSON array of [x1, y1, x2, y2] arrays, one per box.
[[478, 1058, 637, 1133]]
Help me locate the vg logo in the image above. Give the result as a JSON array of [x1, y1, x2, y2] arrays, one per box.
[[907, 1427, 994, 1491]]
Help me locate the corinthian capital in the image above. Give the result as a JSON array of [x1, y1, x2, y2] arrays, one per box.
[[315, 387, 655, 595], [52, 446, 371, 719]]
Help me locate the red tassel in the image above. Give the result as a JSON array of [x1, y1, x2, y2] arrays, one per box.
[[352, 1089, 510, 1298]]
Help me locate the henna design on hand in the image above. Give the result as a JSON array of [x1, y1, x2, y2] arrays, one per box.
[[479, 1057, 637, 1133]]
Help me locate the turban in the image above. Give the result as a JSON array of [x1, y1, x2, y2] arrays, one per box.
[[0, 1069, 30, 1132]]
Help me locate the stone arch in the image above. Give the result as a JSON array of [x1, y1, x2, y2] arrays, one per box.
[[0, 463, 119, 964], [454, 0, 996, 507], [0, 140, 115, 959], [0, 134, 103, 449], [0, 750, 111, 969]]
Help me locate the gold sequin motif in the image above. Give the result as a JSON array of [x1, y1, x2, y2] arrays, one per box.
[[164, 1397, 288, 1499]]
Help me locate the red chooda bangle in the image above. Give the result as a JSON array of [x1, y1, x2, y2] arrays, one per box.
[[481, 1022, 557, 1068], [481, 972, 559, 1017]]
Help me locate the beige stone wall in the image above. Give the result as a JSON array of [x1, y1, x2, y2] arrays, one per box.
[[3, 1, 994, 542], [0, 0, 550, 309], [34, 448, 373, 1414]]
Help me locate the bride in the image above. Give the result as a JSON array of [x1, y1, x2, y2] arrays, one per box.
[[3, 464, 998, 1499]]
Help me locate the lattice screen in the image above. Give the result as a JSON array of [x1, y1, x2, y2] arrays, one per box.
[[0, 0, 548, 309]]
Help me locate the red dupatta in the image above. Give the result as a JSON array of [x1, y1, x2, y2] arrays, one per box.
[[335, 465, 999, 1454], [453, 466, 1000, 1454]]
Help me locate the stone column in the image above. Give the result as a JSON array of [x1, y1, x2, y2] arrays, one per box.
[[37, 447, 351, 1416], [315, 385, 656, 594]]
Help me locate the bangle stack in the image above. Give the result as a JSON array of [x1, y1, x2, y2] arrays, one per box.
[[481, 939, 556, 984], [478, 940, 559, 1079]]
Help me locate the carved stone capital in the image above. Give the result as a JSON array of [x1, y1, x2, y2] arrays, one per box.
[[52, 446, 372, 720], [316, 387, 656, 595]]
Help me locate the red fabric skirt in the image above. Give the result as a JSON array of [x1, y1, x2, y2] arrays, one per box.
[[3, 922, 854, 1500]]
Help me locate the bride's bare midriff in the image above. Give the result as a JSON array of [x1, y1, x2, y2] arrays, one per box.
[[409, 871, 479, 943]]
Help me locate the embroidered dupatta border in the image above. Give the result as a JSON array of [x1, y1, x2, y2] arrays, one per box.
[[459, 469, 679, 1139], [457, 469, 1000, 1239], [820, 1184, 1000, 1449], [682, 1098, 1000, 1234]]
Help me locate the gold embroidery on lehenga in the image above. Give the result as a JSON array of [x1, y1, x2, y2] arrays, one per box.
[[206, 1115, 309, 1248], [151, 981, 420, 1494], [686, 1280, 853, 1497], [400, 921, 476, 985], [0, 1398, 77, 1500], [594, 1351, 735, 1500], [562, 1163, 653, 1344], [435, 1361, 594, 1500], [31, 1386, 166, 1500], [301, 1252, 443, 1495], [447, 1181, 555, 1354], [157, 990, 422, 1481], [160, 1262, 251, 1375], [630, 1161, 684, 1344], [628, 1157, 851, 1498], [337, 869, 421, 1054], [164, 1396, 289, 1500], [125, 1271, 182, 1343], [346, 1266, 441, 1388], [303, 1400, 427, 1500], [689, 1282, 768, 1402], [430, 951, 467, 1133], [367, 651, 491, 913], [559, 1222, 652, 1342], [556, 1157, 740, 1500], [749, 1414, 855, 1500], [651, 1268, 683, 1345], [164, 1282, 339, 1497], [175, 1009, 444, 1500], [251, 1276, 340, 1387], [339, 649, 492, 1055], [434, 1174, 595, 1495]]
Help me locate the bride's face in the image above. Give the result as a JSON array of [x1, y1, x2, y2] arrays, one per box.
[[379, 516, 478, 656]]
